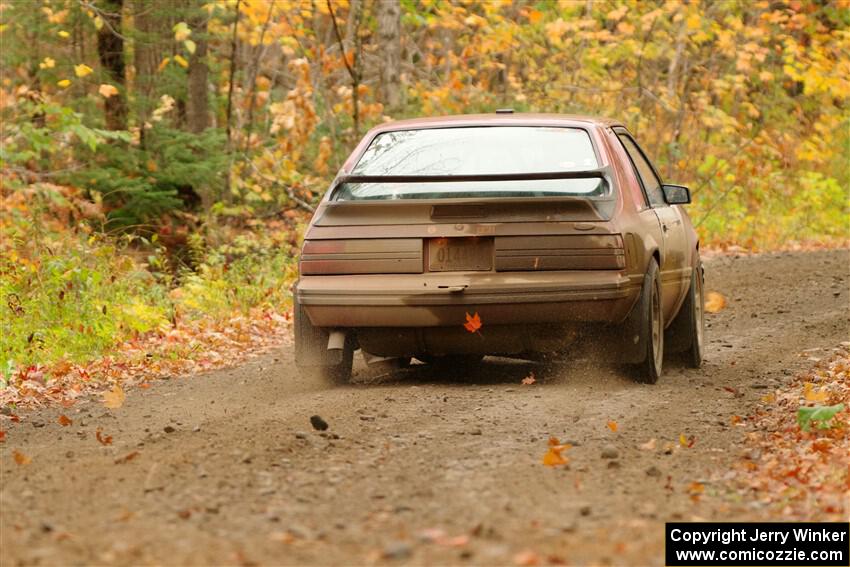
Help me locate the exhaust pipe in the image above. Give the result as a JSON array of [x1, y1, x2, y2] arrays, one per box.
[[327, 330, 346, 351]]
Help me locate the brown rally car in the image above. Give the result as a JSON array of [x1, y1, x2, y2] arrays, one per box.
[[294, 112, 704, 384]]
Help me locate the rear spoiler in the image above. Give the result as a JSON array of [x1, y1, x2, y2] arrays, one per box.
[[330, 166, 613, 198]]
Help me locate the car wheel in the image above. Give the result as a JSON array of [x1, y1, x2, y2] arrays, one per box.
[[665, 260, 705, 368], [632, 258, 663, 384], [294, 300, 354, 384]]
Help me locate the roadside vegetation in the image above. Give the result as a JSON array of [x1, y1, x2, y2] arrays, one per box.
[[1, 1, 848, 400]]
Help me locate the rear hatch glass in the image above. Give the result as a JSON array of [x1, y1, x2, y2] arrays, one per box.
[[334, 126, 608, 201]]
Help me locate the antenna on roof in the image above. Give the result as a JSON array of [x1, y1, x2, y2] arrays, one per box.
[[495, 108, 514, 114]]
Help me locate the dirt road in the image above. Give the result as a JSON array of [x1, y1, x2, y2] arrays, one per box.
[[1, 250, 848, 566]]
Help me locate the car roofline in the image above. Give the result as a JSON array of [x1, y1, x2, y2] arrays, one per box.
[[364, 113, 624, 135]]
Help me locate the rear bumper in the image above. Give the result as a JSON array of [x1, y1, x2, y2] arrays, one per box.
[[297, 270, 642, 327]]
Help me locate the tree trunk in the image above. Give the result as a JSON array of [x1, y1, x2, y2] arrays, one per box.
[[225, 0, 241, 147], [97, 0, 128, 130], [376, 0, 401, 111], [186, 3, 210, 133], [132, 0, 163, 145], [328, 0, 361, 137]]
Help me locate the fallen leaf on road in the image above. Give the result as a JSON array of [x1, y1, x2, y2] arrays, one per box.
[[640, 438, 656, 451], [13, 450, 31, 465], [723, 386, 739, 396], [115, 509, 135, 522], [521, 372, 536, 385], [114, 450, 140, 464], [58, 414, 72, 426], [607, 420, 618, 432], [463, 312, 482, 334], [730, 415, 742, 425], [688, 481, 705, 502], [0, 430, 5, 442], [103, 384, 125, 409], [270, 531, 296, 544], [440, 535, 469, 547], [803, 382, 828, 402], [542, 436, 570, 466], [514, 550, 541, 566], [96, 428, 113, 445], [704, 292, 726, 313], [679, 434, 696, 448]]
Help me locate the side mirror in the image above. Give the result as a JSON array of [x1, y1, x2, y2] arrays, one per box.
[[662, 184, 691, 205]]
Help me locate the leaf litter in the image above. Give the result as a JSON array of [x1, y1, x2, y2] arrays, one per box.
[[730, 344, 849, 520], [0, 309, 293, 416]]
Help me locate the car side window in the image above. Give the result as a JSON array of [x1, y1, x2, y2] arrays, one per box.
[[616, 133, 666, 207]]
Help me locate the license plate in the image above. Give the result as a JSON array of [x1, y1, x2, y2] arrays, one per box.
[[428, 238, 493, 272]]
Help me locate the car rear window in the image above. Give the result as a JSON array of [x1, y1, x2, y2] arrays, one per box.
[[334, 126, 606, 201]]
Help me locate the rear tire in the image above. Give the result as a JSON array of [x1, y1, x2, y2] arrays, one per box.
[[294, 300, 353, 384], [665, 261, 705, 368], [631, 258, 663, 384]]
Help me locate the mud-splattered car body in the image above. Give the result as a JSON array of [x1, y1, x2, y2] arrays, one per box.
[[295, 113, 704, 383]]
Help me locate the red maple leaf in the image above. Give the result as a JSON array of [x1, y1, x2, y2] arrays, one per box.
[[463, 312, 482, 334]]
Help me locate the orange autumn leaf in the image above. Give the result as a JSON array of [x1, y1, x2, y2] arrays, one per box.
[[527, 9, 543, 24], [521, 372, 536, 385], [440, 535, 470, 547], [13, 450, 31, 465], [803, 382, 828, 402], [98, 84, 119, 98], [0, 430, 5, 442], [542, 436, 571, 466], [52, 360, 73, 377], [463, 312, 482, 334], [58, 414, 72, 426], [514, 550, 541, 566], [103, 384, 125, 409], [688, 481, 705, 502], [704, 292, 726, 313], [607, 420, 618, 432], [96, 428, 113, 445], [542, 449, 567, 466], [114, 450, 140, 464]]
